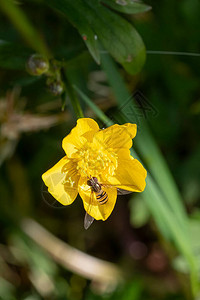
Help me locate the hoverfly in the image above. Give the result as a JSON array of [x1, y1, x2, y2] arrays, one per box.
[[84, 176, 133, 230], [41, 177, 133, 229]]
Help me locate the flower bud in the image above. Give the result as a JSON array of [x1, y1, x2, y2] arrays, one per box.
[[26, 54, 49, 76], [46, 78, 64, 96]]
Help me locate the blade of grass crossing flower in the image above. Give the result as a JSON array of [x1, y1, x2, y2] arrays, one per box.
[[75, 87, 199, 296], [100, 52, 188, 233], [112, 107, 188, 232]]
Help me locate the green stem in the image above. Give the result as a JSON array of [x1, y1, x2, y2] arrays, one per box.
[[73, 85, 112, 125], [0, 0, 51, 57], [62, 72, 84, 119]]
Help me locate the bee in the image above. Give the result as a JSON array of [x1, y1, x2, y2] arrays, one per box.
[[84, 176, 132, 230]]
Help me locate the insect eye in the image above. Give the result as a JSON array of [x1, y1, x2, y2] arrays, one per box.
[[87, 180, 91, 186]]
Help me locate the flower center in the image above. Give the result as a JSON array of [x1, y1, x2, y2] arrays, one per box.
[[76, 143, 117, 178]]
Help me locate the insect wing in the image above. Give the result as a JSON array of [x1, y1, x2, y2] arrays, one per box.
[[117, 188, 133, 195], [83, 189, 96, 230], [84, 212, 95, 230], [100, 182, 133, 196]]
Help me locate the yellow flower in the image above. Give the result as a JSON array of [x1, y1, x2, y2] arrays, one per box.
[[42, 118, 147, 222]]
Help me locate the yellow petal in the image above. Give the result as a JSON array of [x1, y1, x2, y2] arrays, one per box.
[[121, 123, 137, 139], [107, 154, 147, 192], [93, 123, 137, 153], [62, 118, 99, 157], [78, 177, 117, 221], [42, 156, 79, 205]]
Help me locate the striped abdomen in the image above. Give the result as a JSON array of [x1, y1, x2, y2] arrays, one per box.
[[96, 189, 108, 204]]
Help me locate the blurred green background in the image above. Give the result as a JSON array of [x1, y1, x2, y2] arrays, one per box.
[[0, 0, 200, 299]]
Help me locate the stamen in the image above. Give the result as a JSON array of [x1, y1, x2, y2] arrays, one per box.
[[75, 142, 117, 178]]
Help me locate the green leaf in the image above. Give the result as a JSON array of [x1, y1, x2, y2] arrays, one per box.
[[100, 0, 152, 14], [44, 0, 146, 74], [43, 0, 101, 64], [0, 40, 32, 70], [85, 0, 146, 74]]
